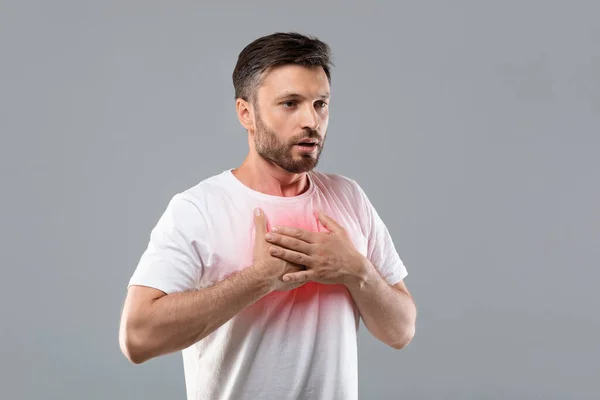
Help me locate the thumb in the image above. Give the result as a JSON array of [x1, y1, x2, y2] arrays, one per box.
[[317, 210, 341, 233], [253, 207, 267, 246]]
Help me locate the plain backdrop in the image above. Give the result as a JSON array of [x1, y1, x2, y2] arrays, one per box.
[[1, 1, 599, 399]]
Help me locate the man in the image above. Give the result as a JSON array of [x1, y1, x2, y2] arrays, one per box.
[[119, 32, 416, 400]]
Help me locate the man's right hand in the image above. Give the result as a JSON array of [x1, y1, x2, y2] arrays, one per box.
[[252, 208, 307, 292]]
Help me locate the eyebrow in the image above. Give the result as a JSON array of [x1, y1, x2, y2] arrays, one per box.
[[274, 92, 330, 101]]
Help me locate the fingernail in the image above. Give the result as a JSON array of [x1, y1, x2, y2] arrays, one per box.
[[283, 276, 290, 282], [265, 233, 273, 240], [254, 208, 261, 216], [271, 226, 279, 232]]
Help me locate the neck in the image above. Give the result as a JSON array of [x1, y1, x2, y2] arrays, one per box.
[[232, 153, 310, 197]]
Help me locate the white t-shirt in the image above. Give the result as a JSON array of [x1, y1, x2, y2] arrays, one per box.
[[128, 168, 408, 400]]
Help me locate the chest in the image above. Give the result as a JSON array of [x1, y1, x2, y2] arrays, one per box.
[[196, 200, 367, 289]]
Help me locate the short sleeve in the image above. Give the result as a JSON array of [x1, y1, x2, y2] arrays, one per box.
[[128, 194, 204, 294], [355, 182, 408, 286]]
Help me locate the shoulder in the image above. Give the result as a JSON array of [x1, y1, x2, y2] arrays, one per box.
[[159, 170, 234, 219], [176, 169, 233, 204], [310, 169, 366, 199]]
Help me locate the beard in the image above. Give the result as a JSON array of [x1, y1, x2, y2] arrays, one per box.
[[253, 111, 325, 174]]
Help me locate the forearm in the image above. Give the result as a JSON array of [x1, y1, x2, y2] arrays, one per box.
[[346, 260, 416, 349], [124, 266, 271, 363]]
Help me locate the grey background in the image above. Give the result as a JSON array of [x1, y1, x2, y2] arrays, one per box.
[[1, 0, 598, 399]]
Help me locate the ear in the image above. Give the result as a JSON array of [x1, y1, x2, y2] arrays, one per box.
[[236, 98, 255, 132]]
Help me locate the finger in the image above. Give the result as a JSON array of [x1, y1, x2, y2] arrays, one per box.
[[271, 225, 316, 243], [317, 211, 344, 234], [253, 208, 267, 246], [265, 232, 313, 255], [283, 269, 316, 283], [269, 245, 313, 267]]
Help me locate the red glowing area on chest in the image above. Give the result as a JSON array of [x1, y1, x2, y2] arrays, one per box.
[[264, 209, 325, 234], [248, 208, 351, 327]]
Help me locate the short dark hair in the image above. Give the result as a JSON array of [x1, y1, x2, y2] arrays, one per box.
[[232, 32, 333, 103]]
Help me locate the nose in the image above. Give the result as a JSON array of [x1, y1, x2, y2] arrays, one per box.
[[301, 104, 320, 131]]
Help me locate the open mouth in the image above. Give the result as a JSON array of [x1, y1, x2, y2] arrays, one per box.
[[297, 143, 317, 147]]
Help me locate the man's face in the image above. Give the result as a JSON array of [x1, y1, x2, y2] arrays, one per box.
[[251, 64, 330, 174]]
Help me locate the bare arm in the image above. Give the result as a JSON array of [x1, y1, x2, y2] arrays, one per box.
[[119, 207, 303, 364], [345, 260, 416, 349], [119, 266, 271, 364]]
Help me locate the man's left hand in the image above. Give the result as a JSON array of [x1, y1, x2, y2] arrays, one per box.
[[264, 211, 367, 286]]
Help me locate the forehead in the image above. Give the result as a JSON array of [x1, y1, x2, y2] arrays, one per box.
[[257, 64, 330, 99]]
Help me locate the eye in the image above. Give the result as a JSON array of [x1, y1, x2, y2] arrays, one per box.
[[315, 101, 328, 108], [282, 101, 297, 108]]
